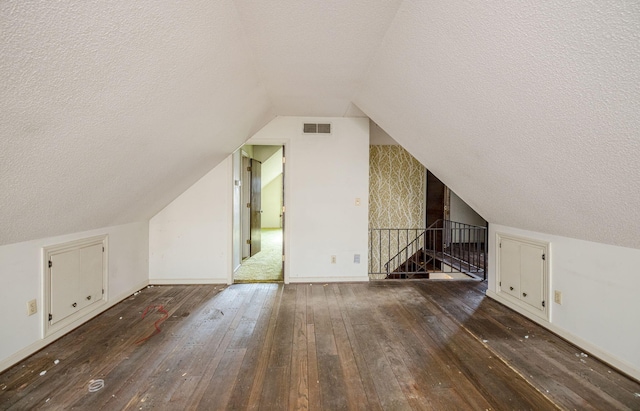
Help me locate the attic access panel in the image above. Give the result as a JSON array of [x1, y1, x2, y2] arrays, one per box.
[[303, 123, 331, 134], [496, 233, 549, 321], [43, 235, 108, 337]]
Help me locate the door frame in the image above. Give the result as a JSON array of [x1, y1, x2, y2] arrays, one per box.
[[241, 153, 251, 260], [230, 140, 290, 284]]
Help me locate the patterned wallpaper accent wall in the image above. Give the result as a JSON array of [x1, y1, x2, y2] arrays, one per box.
[[369, 146, 426, 279], [369, 145, 425, 229]]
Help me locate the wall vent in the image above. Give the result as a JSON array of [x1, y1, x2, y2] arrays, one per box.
[[303, 123, 331, 134]]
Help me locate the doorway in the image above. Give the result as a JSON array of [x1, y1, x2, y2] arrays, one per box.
[[233, 145, 284, 283], [426, 170, 450, 227]]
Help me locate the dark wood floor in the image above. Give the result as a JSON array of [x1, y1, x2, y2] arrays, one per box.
[[1, 281, 639, 410]]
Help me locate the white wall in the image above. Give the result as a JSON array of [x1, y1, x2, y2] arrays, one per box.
[[260, 146, 283, 188], [450, 191, 486, 227], [369, 120, 398, 145], [149, 157, 233, 284], [487, 224, 640, 381], [262, 175, 282, 228], [248, 116, 370, 282], [149, 116, 370, 284], [0, 221, 149, 372]]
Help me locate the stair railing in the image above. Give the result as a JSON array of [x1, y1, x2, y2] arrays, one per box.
[[368, 228, 427, 278], [368, 220, 487, 280]]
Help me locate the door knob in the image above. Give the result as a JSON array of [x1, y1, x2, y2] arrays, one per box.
[[87, 295, 92, 300], [72, 302, 77, 308]]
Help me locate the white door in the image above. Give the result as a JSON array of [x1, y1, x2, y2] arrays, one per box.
[[499, 238, 521, 299], [78, 243, 104, 310], [50, 243, 103, 324], [50, 249, 81, 324], [520, 243, 545, 310]]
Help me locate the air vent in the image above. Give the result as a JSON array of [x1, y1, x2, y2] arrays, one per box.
[[317, 123, 331, 134], [303, 123, 331, 134]]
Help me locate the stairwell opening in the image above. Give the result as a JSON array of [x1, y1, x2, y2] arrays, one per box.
[[368, 125, 487, 281]]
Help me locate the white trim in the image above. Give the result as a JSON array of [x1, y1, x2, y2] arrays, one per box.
[[282, 141, 290, 285], [0, 278, 148, 373], [288, 276, 369, 283], [226, 156, 234, 286], [150, 279, 228, 285], [486, 289, 640, 382]]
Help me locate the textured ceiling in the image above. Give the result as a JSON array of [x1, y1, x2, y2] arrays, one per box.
[[355, 0, 640, 248], [2, 0, 639, 249], [0, 1, 273, 245], [233, 0, 403, 116]]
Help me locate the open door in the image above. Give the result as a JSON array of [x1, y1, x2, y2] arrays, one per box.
[[250, 158, 262, 256], [241, 156, 251, 259], [233, 145, 284, 283]]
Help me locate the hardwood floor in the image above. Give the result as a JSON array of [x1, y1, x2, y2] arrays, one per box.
[[1, 281, 639, 410]]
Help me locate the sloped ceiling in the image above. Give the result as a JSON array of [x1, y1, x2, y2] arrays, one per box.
[[0, 1, 274, 245], [2, 0, 639, 250], [355, 0, 640, 249]]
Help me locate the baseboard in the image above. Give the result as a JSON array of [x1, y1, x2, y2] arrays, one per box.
[[486, 289, 640, 382], [150, 278, 228, 285], [288, 276, 370, 283], [0, 279, 149, 373]]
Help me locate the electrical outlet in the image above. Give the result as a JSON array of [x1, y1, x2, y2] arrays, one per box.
[[330, 255, 336, 264], [27, 299, 37, 316], [355, 198, 361, 206], [354, 254, 360, 264], [554, 290, 562, 305]]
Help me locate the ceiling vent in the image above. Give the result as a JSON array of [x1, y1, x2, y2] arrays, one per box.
[[303, 123, 331, 134]]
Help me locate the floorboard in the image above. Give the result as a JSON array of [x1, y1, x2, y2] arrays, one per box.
[[1, 281, 639, 410]]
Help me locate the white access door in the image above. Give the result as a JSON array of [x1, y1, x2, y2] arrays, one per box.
[[50, 249, 81, 324], [497, 234, 548, 319], [499, 238, 521, 299], [78, 243, 104, 309], [520, 243, 545, 310], [50, 243, 104, 325]]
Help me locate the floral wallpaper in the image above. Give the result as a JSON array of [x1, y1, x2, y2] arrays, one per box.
[[369, 145, 426, 278], [369, 145, 425, 229]]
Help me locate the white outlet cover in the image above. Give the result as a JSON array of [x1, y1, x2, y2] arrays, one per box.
[[27, 299, 37, 316], [554, 290, 562, 305]]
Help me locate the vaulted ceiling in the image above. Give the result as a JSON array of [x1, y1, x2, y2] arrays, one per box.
[[1, 1, 639, 248]]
